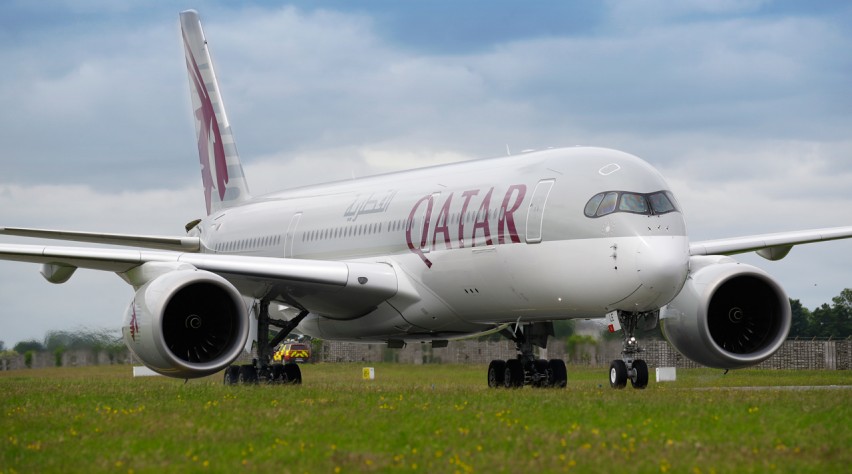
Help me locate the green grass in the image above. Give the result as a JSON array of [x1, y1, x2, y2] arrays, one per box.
[[1, 364, 850, 473]]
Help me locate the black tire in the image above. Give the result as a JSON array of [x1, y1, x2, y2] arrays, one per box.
[[548, 359, 568, 388], [631, 359, 649, 389], [271, 364, 285, 384], [504, 359, 524, 388], [487, 360, 506, 388], [283, 363, 302, 385], [609, 360, 628, 389], [223, 365, 240, 385], [238, 364, 258, 384]]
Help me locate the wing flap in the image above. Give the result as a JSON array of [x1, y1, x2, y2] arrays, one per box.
[[690, 226, 852, 258]]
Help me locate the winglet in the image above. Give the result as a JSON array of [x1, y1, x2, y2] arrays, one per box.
[[180, 10, 250, 215]]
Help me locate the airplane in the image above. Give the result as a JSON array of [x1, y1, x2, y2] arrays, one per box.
[[1, 10, 851, 389]]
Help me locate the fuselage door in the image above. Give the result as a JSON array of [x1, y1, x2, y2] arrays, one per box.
[[525, 179, 555, 244], [284, 212, 302, 257]]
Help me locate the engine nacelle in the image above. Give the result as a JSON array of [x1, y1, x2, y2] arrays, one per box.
[[122, 269, 249, 378], [660, 256, 791, 369]]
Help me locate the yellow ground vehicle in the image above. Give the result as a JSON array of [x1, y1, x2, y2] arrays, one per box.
[[273, 342, 311, 363]]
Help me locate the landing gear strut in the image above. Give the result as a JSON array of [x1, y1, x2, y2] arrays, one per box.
[[223, 298, 308, 385], [608, 310, 656, 389], [487, 322, 567, 389]]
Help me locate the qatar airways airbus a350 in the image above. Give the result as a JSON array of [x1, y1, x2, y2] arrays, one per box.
[[1, 10, 850, 389]]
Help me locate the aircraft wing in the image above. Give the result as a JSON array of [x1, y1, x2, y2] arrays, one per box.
[[0, 227, 201, 252], [0, 243, 398, 319], [689, 226, 852, 260]]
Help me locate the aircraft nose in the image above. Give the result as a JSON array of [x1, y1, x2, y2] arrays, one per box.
[[635, 236, 689, 309]]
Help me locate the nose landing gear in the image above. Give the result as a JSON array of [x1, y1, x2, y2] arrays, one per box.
[[608, 310, 656, 389]]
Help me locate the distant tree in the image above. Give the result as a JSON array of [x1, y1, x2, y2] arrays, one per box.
[[788, 299, 813, 338], [54, 347, 65, 367], [44, 329, 121, 351], [834, 288, 852, 316], [14, 340, 44, 353], [565, 334, 597, 363], [0, 340, 5, 351], [44, 330, 78, 352], [43, 328, 125, 365], [807, 289, 852, 338]]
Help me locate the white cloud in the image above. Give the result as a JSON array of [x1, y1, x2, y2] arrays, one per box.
[[1, 2, 850, 345], [0, 183, 200, 233], [0, 181, 202, 345]]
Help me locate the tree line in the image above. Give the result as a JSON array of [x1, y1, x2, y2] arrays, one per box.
[[0, 329, 125, 368], [789, 288, 852, 339]]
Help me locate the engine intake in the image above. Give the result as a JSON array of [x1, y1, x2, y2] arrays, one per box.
[[123, 269, 249, 378], [661, 256, 791, 369]]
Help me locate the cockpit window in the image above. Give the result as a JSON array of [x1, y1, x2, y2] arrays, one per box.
[[618, 193, 648, 214], [596, 192, 619, 216], [583, 193, 605, 217], [648, 191, 676, 214], [584, 190, 679, 218]]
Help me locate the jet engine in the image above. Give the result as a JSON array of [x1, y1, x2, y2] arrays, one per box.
[[660, 256, 791, 369], [122, 269, 249, 378]]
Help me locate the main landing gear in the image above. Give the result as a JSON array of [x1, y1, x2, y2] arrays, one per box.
[[224, 298, 309, 386], [607, 310, 657, 389], [487, 322, 568, 389]]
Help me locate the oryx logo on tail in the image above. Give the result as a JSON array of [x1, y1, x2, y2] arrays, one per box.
[[183, 31, 229, 215], [180, 11, 250, 215]]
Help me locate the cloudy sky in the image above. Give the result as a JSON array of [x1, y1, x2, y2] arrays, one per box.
[[1, 0, 850, 347]]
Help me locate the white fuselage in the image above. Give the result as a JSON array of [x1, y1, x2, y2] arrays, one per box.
[[193, 147, 690, 342]]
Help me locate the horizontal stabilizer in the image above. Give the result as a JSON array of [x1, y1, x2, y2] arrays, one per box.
[[0, 227, 200, 252]]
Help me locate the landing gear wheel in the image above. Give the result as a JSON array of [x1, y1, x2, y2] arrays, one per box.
[[630, 359, 649, 389], [238, 364, 258, 384], [504, 359, 524, 388], [548, 359, 567, 388], [223, 365, 240, 385], [487, 360, 506, 388], [282, 363, 302, 385], [609, 360, 627, 389], [532, 360, 550, 387]]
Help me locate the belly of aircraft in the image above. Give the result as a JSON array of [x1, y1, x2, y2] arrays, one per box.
[[298, 236, 688, 342], [412, 236, 688, 322]]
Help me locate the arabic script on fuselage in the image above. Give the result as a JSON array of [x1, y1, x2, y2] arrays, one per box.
[[343, 190, 398, 222]]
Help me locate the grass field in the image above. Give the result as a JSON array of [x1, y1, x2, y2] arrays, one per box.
[[1, 364, 850, 473]]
